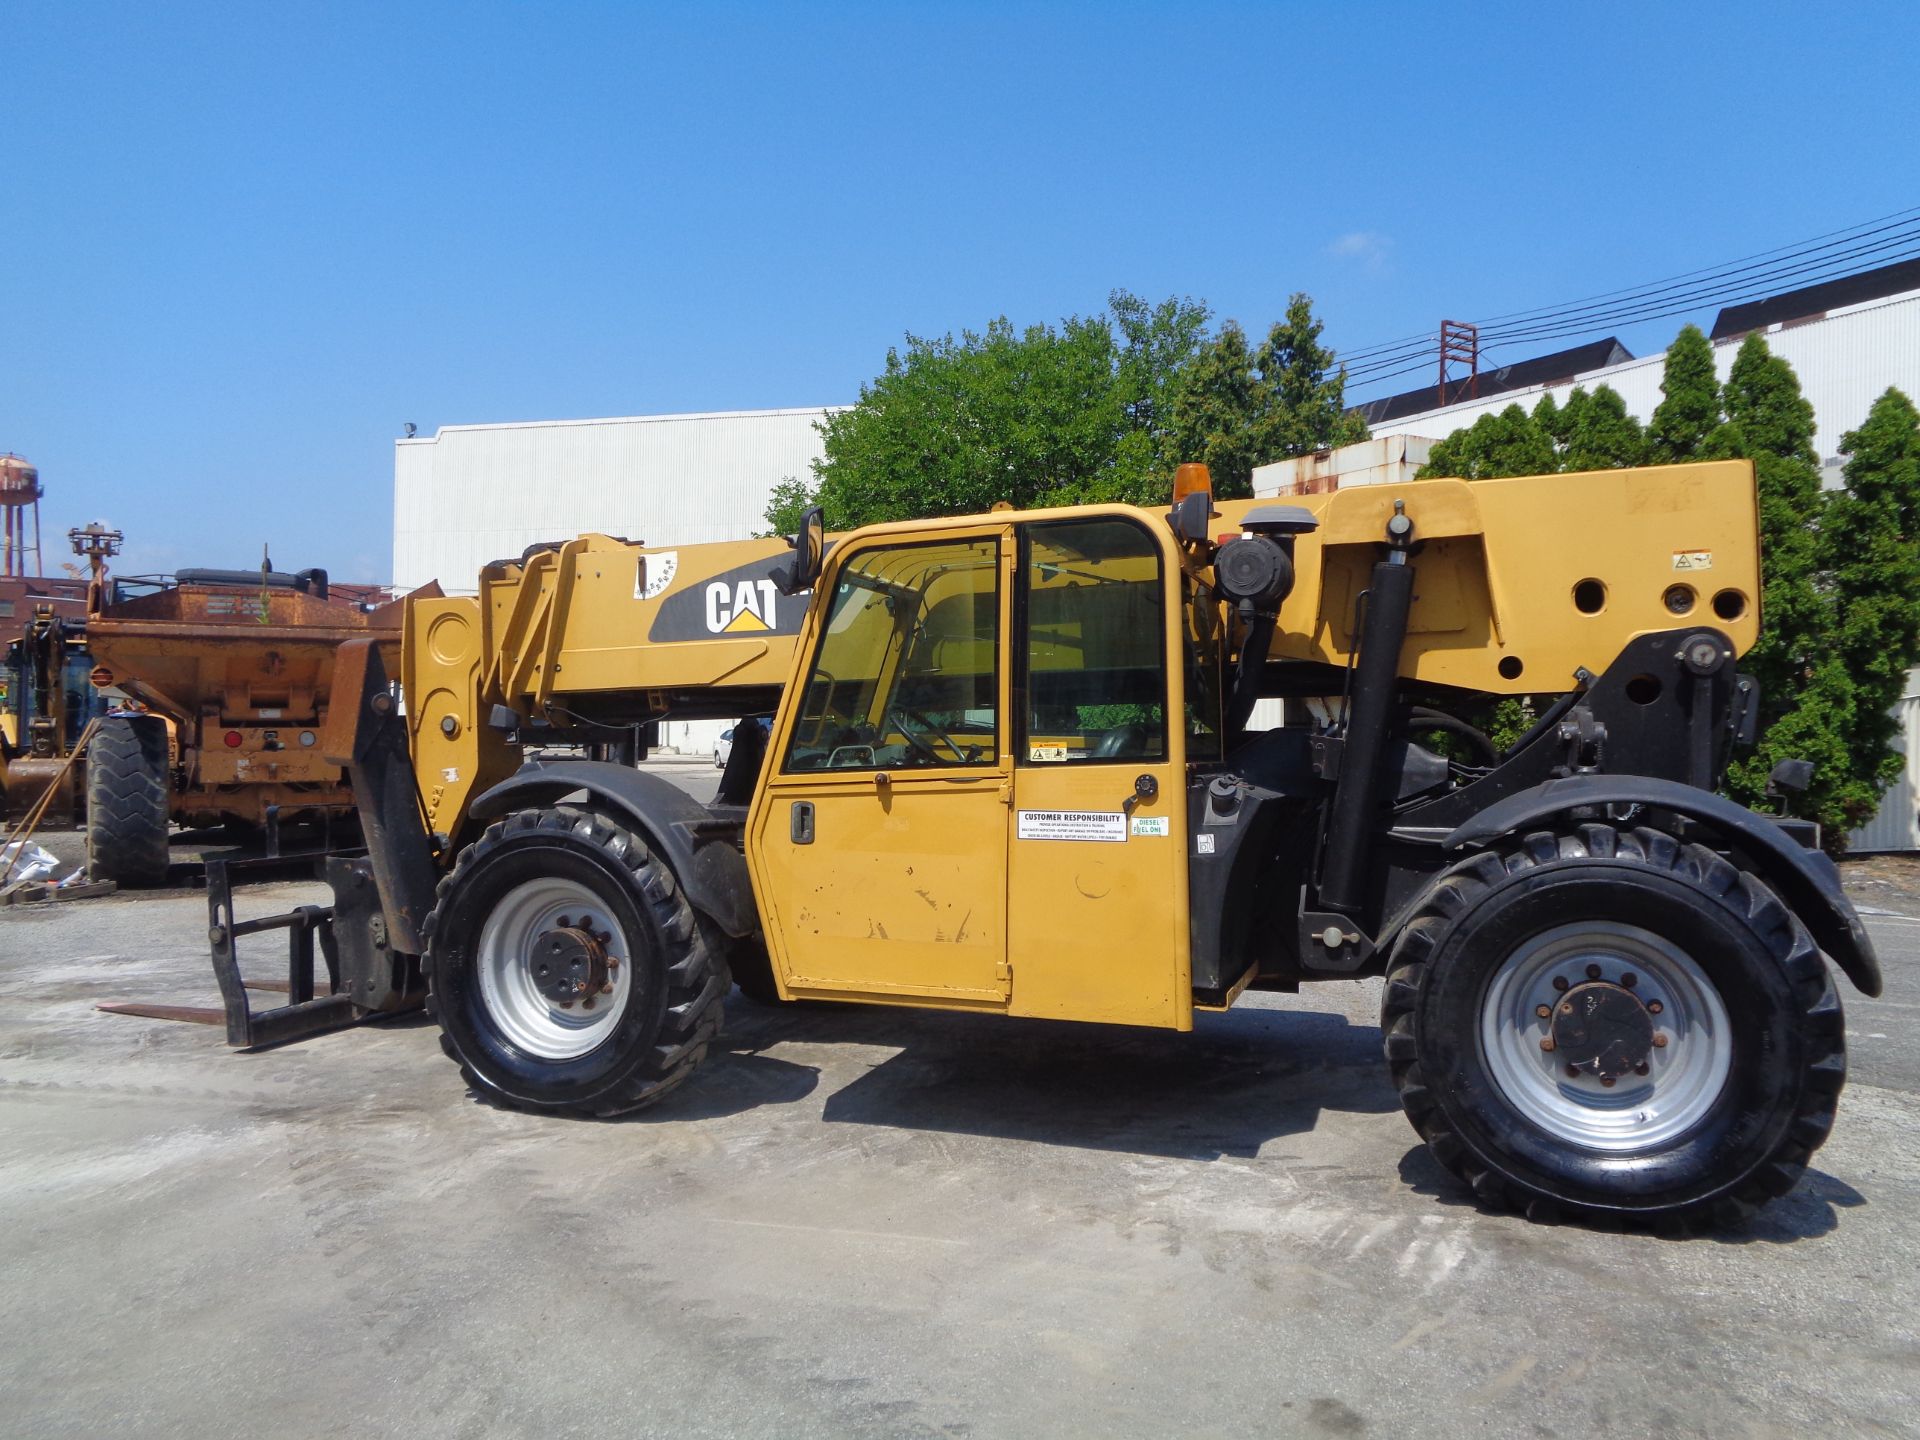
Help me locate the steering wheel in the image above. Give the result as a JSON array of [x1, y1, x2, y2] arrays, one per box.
[[888, 707, 971, 763], [1093, 723, 1148, 759]]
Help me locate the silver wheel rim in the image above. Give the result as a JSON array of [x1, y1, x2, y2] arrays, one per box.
[[476, 876, 633, 1061], [1480, 921, 1732, 1152]]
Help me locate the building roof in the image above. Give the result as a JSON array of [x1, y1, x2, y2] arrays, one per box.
[[1709, 255, 1920, 340], [1353, 337, 1633, 426]]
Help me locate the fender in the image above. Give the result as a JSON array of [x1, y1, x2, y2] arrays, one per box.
[[1441, 775, 1881, 998], [469, 761, 760, 939]]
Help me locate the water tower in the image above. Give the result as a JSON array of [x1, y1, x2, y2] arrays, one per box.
[[0, 452, 42, 578]]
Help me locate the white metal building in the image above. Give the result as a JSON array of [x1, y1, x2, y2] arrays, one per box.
[[393, 405, 843, 753], [392, 406, 843, 593]]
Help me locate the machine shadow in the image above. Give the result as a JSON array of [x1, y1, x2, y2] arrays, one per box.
[[715, 995, 1398, 1162]]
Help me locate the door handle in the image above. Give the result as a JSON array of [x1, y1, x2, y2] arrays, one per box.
[[1122, 773, 1159, 815], [790, 800, 815, 844]]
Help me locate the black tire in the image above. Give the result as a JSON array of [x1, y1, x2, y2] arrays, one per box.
[[85, 715, 172, 885], [422, 807, 730, 1116], [1382, 825, 1845, 1227]]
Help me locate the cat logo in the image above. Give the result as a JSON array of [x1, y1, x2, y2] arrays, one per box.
[[706, 578, 782, 634]]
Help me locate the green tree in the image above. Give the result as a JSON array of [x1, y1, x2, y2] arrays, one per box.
[[1417, 403, 1555, 479], [782, 290, 1360, 531], [1534, 391, 1572, 452], [797, 310, 1131, 529], [1562, 385, 1646, 470], [1163, 294, 1366, 499], [1818, 388, 1920, 824], [1646, 324, 1731, 462], [1720, 333, 1827, 803], [760, 474, 816, 538], [1110, 287, 1212, 487]]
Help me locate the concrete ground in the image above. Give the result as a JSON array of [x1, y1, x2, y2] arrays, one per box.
[[2, 770, 1917, 1438]]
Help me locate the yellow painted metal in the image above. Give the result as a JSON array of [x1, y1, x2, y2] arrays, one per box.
[[419, 459, 1765, 1029], [1003, 513, 1193, 1029], [1214, 459, 1761, 693], [476, 533, 801, 710], [748, 527, 1013, 1008], [403, 595, 520, 844]]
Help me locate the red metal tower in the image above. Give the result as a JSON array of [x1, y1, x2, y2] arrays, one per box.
[[1437, 320, 1480, 407]]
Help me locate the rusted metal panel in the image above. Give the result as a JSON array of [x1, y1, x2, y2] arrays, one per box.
[[82, 576, 440, 829]]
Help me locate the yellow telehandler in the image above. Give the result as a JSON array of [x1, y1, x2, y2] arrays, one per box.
[[157, 459, 1878, 1226]]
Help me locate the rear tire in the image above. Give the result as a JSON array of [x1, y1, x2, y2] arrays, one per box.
[[85, 715, 172, 886], [423, 807, 729, 1116], [1382, 825, 1845, 1227]]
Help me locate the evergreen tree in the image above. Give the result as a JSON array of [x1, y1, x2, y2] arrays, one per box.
[[1820, 388, 1920, 822], [1164, 294, 1366, 498], [1646, 324, 1730, 462], [1534, 391, 1574, 454], [1562, 385, 1646, 470], [1416, 404, 1555, 479], [1720, 333, 1827, 788]]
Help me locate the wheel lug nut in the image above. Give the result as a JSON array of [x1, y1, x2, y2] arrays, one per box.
[[1586, 964, 1602, 980], [1539, 1036, 1556, 1052], [559, 1000, 574, 1010], [1552, 976, 1570, 992], [582, 997, 596, 1010], [597, 931, 612, 945], [1535, 1004, 1552, 1019], [1620, 973, 1637, 988], [1647, 1000, 1663, 1014], [1564, 1065, 1580, 1079], [1635, 1062, 1650, 1076], [1652, 1033, 1668, 1048], [1559, 1002, 1573, 1015], [1600, 1075, 1616, 1088], [557, 915, 572, 928]]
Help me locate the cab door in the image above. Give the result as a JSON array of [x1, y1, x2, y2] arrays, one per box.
[[1005, 514, 1192, 1029], [747, 526, 1013, 1008]]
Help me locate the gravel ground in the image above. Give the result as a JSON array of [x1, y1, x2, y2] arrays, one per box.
[[1, 783, 1916, 1438]]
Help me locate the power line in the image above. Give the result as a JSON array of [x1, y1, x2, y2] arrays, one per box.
[[1475, 225, 1920, 345], [1337, 205, 1920, 399]]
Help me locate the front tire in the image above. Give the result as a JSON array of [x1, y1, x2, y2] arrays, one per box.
[[1383, 825, 1845, 1227], [423, 807, 729, 1116]]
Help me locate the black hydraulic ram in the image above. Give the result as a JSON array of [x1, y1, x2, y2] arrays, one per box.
[[1316, 502, 1416, 916]]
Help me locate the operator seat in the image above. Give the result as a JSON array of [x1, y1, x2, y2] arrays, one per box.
[[716, 716, 770, 805]]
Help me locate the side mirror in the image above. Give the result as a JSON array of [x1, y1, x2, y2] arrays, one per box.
[[773, 506, 825, 596]]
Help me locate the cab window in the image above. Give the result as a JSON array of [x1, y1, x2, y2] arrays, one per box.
[[783, 538, 999, 772], [1021, 518, 1167, 764]]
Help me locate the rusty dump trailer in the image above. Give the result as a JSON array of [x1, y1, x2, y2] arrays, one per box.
[[81, 568, 433, 883]]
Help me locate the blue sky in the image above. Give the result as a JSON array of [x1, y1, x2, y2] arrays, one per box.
[[4, 1, 1917, 581]]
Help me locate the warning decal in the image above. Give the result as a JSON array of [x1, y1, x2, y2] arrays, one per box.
[[636, 550, 680, 600], [1672, 550, 1713, 571], [1017, 810, 1128, 843]]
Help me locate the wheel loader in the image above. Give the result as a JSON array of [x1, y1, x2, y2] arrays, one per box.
[[169, 459, 1879, 1228]]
